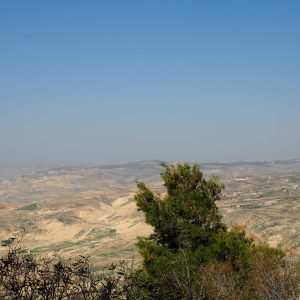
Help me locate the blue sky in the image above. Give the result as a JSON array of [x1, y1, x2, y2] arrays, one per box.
[[1, 1, 300, 165]]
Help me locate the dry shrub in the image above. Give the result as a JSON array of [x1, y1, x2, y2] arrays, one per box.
[[0, 242, 135, 299], [200, 246, 300, 300], [200, 261, 241, 300], [246, 246, 300, 300]]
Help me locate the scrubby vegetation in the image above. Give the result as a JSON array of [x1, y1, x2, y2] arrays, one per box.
[[0, 243, 136, 299], [1, 163, 300, 299], [17, 203, 38, 211]]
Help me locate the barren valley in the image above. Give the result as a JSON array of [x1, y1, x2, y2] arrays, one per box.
[[1, 160, 300, 269]]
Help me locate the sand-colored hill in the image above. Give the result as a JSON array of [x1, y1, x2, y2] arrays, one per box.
[[1, 160, 300, 268]]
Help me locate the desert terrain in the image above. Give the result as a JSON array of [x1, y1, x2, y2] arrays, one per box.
[[1, 160, 300, 268]]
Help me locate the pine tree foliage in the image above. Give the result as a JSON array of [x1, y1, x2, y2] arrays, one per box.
[[135, 163, 226, 251], [133, 163, 300, 299]]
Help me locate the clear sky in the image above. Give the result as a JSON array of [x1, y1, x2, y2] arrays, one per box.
[[1, 1, 300, 166]]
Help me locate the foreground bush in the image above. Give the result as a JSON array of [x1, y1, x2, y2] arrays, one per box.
[[0, 243, 137, 299]]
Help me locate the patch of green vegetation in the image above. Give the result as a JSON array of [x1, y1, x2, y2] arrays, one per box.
[[30, 247, 46, 254], [71, 203, 86, 208], [16, 218, 30, 223], [52, 240, 77, 250], [122, 247, 135, 252], [31, 240, 77, 253], [31, 229, 118, 254], [98, 250, 120, 258], [100, 228, 116, 238], [87, 228, 117, 240], [17, 203, 38, 211], [97, 246, 134, 258], [240, 203, 263, 209], [261, 191, 281, 198], [57, 215, 78, 225]]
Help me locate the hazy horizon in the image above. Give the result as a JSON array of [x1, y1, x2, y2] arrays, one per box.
[[1, 1, 300, 166]]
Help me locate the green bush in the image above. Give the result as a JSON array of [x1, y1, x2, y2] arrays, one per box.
[[133, 163, 300, 299]]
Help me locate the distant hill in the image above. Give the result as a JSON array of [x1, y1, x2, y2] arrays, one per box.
[[1, 159, 300, 268]]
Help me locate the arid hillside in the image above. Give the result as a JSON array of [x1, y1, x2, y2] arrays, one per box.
[[1, 160, 300, 268]]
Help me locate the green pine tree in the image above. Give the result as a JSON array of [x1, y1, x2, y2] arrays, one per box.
[[133, 163, 254, 299]]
